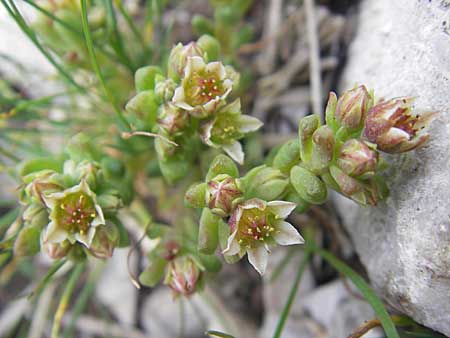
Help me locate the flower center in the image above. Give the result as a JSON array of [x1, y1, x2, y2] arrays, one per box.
[[236, 208, 275, 248], [55, 192, 97, 235], [211, 115, 241, 143], [185, 71, 224, 106]]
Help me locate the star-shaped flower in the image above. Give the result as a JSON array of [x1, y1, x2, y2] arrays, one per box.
[[223, 198, 304, 274], [42, 180, 105, 248], [200, 99, 263, 164], [172, 56, 237, 118]]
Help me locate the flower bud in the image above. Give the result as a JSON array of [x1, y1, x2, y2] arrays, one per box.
[[335, 85, 372, 130], [337, 139, 378, 177], [88, 223, 119, 259], [164, 256, 202, 296], [242, 166, 288, 201], [206, 174, 243, 216], [362, 97, 437, 153], [290, 166, 328, 204], [157, 104, 190, 135], [329, 165, 386, 206], [168, 42, 204, 80], [154, 78, 177, 102]]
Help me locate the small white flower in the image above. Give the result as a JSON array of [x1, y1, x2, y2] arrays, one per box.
[[42, 180, 105, 248], [200, 99, 263, 164], [172, 56, 237, 118], [223, 198, 304, 275]]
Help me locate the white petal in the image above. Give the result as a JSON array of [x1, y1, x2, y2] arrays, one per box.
[[241, 198, 266, 210], [206, 61, 226, 78], [273, 220, 304, 246], [239, 115, 263, 133], [247, 246, 268, 275], [267, 201, 297, 218], [91, 204, 105, 227], [44, 222, 68, 244], [75, 227, 96, 247], [204, 98, 220, 114], [199, 120, 214, 145], [223, 141, 244, 165], [185, 56, 205, 77], [222, 230, 240, 255]]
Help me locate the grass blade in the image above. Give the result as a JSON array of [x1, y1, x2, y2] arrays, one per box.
[[206, 330, 236, 338], [22, 0, 129, 71], [307, 242, 400, 338], [272, 250, 311, 338], [51, 262, 86, 338], [79, 0, 131, 131], [1, 0, 86, 94], [28, 259, 67, 299]]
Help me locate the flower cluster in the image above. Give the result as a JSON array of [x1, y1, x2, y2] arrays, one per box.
[[125, 36, 262, 183], [14, 135, 131, 261], [272, 85, 436, 207], [185, 155, 304, 275]]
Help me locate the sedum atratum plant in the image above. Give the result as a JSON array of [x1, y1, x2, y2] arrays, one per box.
[[0, 1, 438, 336]]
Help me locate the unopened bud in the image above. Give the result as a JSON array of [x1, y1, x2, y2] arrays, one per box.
[[164, 256, 202, 297], [337, 139, 378, 177], [206, 174, 243, 216], [335, 85, 372, 130]]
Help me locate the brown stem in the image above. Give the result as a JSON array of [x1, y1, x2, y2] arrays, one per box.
[[348, 318, 381, 338]]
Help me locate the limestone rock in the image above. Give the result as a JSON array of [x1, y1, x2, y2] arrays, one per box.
[[337, 0, 450, 335]]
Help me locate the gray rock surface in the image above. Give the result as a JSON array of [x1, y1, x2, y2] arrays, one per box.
[[337, 0, 450, 335]]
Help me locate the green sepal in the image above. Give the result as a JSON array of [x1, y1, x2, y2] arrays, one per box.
[[198, 208, 220, 254], [272, 139, 300, 174], [135, 66, 163, 92], [185, 182, 207, 208], [67, 244, 87, 263], [14, 225, 41, 257], [139, 257, 167, 287], [290, 165, 328, 204], [206, 154, 239, 181]]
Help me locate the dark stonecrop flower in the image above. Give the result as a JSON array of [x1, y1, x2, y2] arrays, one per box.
[[363, 97, 436, 153]]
